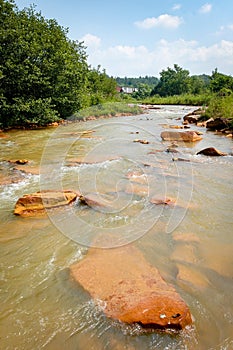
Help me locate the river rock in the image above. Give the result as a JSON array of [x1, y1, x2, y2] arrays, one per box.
[[66, 155, 120, 166], [125, 183, 148, 196], [14, 190, 78, 216], [183, 116, 198, 124], [160, 131, 202, 142], [79, 193, 109, 208], [8, 159, 29, 165], [206, 117, 229, 130], [13, 164, 40, 175], [196, 147, 227, 156], [133, 139, 150, 144], [70, 245, 192, 330], [150, 197, 175, 206]]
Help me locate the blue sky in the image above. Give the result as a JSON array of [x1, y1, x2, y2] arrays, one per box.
[[15, 0, 233, 77]]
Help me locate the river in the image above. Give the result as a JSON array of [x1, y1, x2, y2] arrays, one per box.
[[0, 105, 232, 349]]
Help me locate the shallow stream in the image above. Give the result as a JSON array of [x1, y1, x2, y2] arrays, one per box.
[[0, 105, 232, 349]]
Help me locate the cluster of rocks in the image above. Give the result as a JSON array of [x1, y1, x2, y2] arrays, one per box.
[[183, 108, 232, 137], [13, 182, 193, 331], [159, 108, 231, 157]]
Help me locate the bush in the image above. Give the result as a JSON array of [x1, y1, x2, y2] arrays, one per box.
[[204, 94, 233, 121]]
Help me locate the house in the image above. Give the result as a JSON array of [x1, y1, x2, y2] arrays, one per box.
[[116, 86, 138, 94]]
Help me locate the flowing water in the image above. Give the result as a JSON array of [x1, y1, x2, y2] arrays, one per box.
[[0, 105, 233, 350]]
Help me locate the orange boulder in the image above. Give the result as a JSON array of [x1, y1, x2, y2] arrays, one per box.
[[14, 190, 78, 216], [161, 131, 202, 142], [70, 246, 192, 331]]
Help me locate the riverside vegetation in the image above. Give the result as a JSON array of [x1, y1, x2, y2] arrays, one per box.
[[1, 0, 233, 129]]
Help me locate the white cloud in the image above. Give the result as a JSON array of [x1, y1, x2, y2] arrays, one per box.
[[81, 34, 233, 77], [135, 14, 183, 29], [199, 3, 212, 14], [80, 33, 101, 50], [172, 4, 181, 11]]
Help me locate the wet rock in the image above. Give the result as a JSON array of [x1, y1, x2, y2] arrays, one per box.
[[160, 131, 202, 142], [196, 147, 227, 156], [11, 159, 28, 165], [133, 139, 150, 144], [184, 108, 205, 118], [13, 164, 40, 175], [79, 193, 109, 208], [14, 190, 78, 216], [166, 148, 180, 153], [172, 157, 191, 162], [147, 149, 163, 154], [183, 116, 198, 124], [206, 117, 229, 130], [70, 246, 192, 330], [162, 124, 184, 129], [150, 197, 175, 206]]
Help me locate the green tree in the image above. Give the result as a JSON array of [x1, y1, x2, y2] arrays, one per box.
[[151, 64, 190, 97], [210, 68, 233, 94], [86, 66, 117, 105], [132, 83, 152, 99], [0, 0, 88, 128]]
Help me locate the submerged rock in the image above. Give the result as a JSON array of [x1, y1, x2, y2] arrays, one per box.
[[14, 190, 78, 216], [79, 193, 109, 208], [196, 147, 227, 156], [150, 197, 175, 206], [70, 246, 192, 331], [13, 164, 40, 175], [66, 156, 120, 166], [161, 131, 202, 142]]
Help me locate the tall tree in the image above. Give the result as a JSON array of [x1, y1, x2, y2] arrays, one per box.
[[151, 64, 190, 97], [210, 68, 233, 94], [0, 0, 89, 127]]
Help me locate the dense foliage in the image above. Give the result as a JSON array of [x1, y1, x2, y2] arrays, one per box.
[[0, 0, 117, 128], [116, 76, 159, 88], [150, 64, 210, 97]]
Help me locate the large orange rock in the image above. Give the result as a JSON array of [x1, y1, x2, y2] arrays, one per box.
[[70, 246, 192, 331], [161, 131, 202, 142], [14, 190, 78, 216]]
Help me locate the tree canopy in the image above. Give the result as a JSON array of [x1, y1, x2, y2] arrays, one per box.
[[150, 64, 190, 97], [0, 0, 117, 128]]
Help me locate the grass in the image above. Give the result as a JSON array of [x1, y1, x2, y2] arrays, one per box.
[[71, 102, 144, 121], [141, 93, 212, 106], [203, 94, 233, 126]]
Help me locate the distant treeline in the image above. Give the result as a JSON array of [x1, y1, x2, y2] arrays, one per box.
[[116, 65, 233, 102], [115, 76, 159, 87]]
